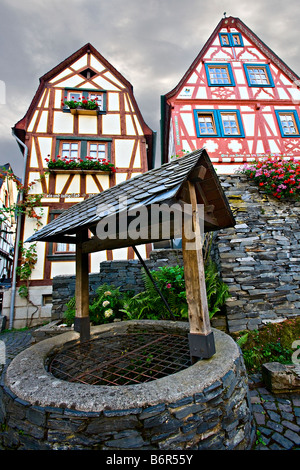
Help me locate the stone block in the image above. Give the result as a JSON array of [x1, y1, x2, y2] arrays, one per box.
[[262, 362, 300, 393]]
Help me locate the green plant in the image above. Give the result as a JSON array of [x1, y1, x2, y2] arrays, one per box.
[[46, 155, 116, 173], [122, 262, 229, 321], [234, 317, 300, 372], [63, 260, 230, 326], [205, 259, 230, 318], [63, 285, 127, 326], [63, 97, 98, 110], [89, 284, 125, 324], [64, 297, 76, 326]]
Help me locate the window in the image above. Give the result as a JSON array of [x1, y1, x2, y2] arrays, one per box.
[[232, 34, 242, 46], [205, 63, 235, 86], [219, 33, 230, 46], [219, 33, 244, 47], [196, 113, 218, 136], [47, 212, 76, 260], [66, 90, 82, 102], [243, 64, 275, 87], [88, 142, 107, 160], [54, 241, 76, 254], [63, 88, 107, 113], [194, 109, 244, 138], [61, 142, 80, 161], [89, 93, 104, 110], [55, 137, 112, 163], [219, 112, 241, 136], [42, 294, 53, 306], [275, 110, 300, 137]]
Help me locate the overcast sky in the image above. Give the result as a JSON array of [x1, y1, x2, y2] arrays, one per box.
[[1, 0, 300, 177]]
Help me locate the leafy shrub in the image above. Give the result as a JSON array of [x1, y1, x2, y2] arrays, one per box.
[[63, 284, 128, 326], [89, 284, 126, 324], [63, 262, 229, 326], [234, 317, 300, 372]]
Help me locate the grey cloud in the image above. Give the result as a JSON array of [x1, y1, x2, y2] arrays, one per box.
[[1, 0, 300, 175]]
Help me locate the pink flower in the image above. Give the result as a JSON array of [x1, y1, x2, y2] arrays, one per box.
[[166, 283, 172, 289]]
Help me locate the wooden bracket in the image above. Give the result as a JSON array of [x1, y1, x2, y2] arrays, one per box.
[[188, 165, 207, 182]]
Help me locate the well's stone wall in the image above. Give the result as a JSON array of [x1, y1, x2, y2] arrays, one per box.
[[0, 321, 255, 450]]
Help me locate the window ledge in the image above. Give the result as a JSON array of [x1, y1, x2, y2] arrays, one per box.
[[70, 108, 99, 116], [47, 254, 76, 261], [48, 168, 112, 175], [62, 107, 106, 115]]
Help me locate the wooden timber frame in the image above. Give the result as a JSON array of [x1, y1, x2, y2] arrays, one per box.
[[26, 149, 235, 362]]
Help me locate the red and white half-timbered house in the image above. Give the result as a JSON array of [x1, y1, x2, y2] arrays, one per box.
[[8, 43, 155, 327], [161, 16, 300, 173]]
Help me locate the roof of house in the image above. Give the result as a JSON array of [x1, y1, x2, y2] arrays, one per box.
[[26, 149, 235, 251], [164, 16, 300, 101]]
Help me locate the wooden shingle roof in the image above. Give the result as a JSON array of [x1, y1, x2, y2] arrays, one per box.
[[26, 149, 235, 250]]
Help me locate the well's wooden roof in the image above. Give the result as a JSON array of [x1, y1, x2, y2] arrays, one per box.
[[26, 149, 235, 251]]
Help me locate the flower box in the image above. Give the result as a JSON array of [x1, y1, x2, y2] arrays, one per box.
[[48, 168, 111, 175], [70, 108, 99, 116]]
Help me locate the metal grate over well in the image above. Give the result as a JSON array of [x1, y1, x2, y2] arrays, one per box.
[[48, 333, 191, 386]]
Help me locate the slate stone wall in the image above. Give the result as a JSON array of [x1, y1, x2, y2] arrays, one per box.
[[216, 174, 300, 332]]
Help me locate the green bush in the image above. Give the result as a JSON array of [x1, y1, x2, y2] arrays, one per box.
[[235, 317, 300, 372], [63, 261, 229, 326]]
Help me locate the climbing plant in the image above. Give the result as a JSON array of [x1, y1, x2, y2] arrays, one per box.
[[0, 167, 46, 308]]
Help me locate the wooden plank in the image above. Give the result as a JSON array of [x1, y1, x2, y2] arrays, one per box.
[[181, 181, 211, 336], [74, 230, 90, 342]]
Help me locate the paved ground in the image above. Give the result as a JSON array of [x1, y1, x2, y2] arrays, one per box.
[[248, 374, 300, 450], [0, 327, 299, 451]]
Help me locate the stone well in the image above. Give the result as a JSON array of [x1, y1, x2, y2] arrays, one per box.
[[0, 321, 255, 450]]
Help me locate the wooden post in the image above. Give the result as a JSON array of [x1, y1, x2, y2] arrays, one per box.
[[74, 229, 90, 342], [182, 181, 215, 362]]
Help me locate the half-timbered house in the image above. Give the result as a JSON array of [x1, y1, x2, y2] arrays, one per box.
[[8, 43, 155, 327], [161, 16, 300, 173]]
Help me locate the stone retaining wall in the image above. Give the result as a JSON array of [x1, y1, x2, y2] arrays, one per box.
[[0, 321, 255, 450], [216, 174, 300, 332]]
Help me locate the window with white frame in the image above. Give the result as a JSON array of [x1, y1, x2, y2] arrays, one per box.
[[275, 110, 300, 137], [194, 109, 245, 138], [243, 64, 275, 87], [54, 242, 76, 254], [205, 63, 235, 86], [88, 142, 107, 160], [61, 142, 80, 160]]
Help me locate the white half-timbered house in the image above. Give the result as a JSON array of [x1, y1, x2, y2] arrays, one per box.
[[8, 43, 155, 327]]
